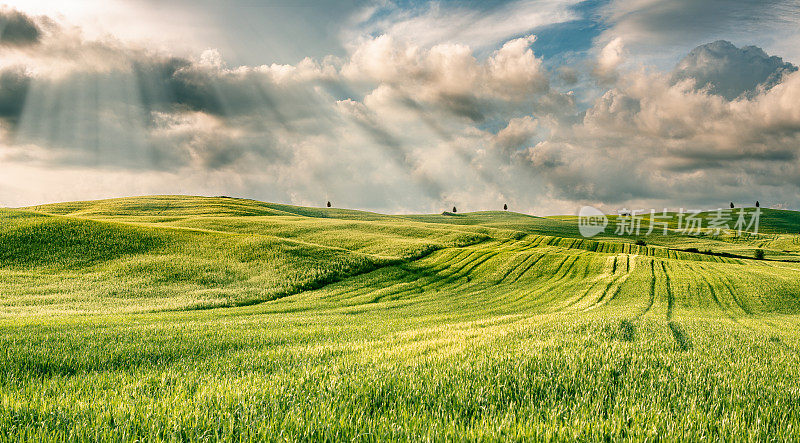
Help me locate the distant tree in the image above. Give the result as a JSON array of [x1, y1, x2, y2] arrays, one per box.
[[452, 206, 457, 213], [327, 201, 331, 208], [754, 249, 765, 260], [730, 202, 734, 209], [503, 203, 508, 211], [756, 201, 760, 208]]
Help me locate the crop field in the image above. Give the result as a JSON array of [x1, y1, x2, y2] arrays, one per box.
[[2, 196, 800, 440]]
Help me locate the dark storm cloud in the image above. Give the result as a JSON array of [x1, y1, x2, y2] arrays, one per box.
[[0, 66, 31, 126], [672, 41, 798, 100], [0, 12, 38, 127], [132, 57, 225, 117], [662, 149, 797, 172], [11, 64, 293, 172], [131, 54, 330, 132], [0, 8, 41, 47]]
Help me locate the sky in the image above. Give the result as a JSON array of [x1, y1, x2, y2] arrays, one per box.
[[1, 0, 800, 214]]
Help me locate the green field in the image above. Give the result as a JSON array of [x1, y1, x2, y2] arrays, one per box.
[[2, 196, 800, 440]]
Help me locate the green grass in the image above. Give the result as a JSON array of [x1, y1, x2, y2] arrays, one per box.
[[2, 195, 800, 440]]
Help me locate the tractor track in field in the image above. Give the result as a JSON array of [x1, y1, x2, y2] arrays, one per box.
[[512, 255, 578, 301], [173, 236, 499, 311], [196, 224, 795, 319], [365, 248, 498, 303], [608, 255, 637, 304], [607, 284, 624, 304], [501, 254, 585, 309], [548, 254, 572, 275], [457, 250, 499, 276], [633, 259, 657, 320], [562, 256, 609, 309], [595, 257, 620, 304], [509, 254, 564, 284], [550, 255, 583, 284], [508, 254, 546, 283], [660, 260, 693, 350], [582, 258, 593, 278], [425, 250, 495, 287], [526, 255, 586, 307], [444, 249, 480, 270], [430, 249, 484, 274], [296, 238, 503, 306], [596, 278, 618, 305], [495, 252, 536, 283], [492, 251, 536, 283], [719, 274, 753, 316], [586, 255, 633, 310], [662, 261, 674, 321], [550, 255, 574, 279], [562, 280, 601, 309], [359, 239, 595, 307], [704, 271, 756, 328], [698, 271, 725, 315], [697, 270, 739, 322]]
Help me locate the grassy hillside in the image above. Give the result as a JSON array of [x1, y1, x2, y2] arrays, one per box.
[[0, 204, 487, 314], [28, 195, 397, 220], [1, 196, 800, 440]]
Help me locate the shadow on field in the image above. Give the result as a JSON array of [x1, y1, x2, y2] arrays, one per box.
[[618, 320, 636, 342], [668, 321, 693, 351]]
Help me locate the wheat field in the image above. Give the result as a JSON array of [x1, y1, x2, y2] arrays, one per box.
[[1, 196, 799, 440]]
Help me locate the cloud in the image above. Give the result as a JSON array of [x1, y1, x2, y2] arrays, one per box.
[[494, 116, 538, 154], [594, 37, 626, 82], [342, 33, 554, 124], [131, 50, 339, 127], [3, 4, 800, 214], [0, 8, 41, 47], [520, 43, 800, 209], [0, 66, 30, 125], [597, 0, 800, 50], [488, 35, 549, 97], [672, 40, 798, 100], [0, 21, 343, 174], [357, 33, 553, 101], [348, 0, 581, 51]]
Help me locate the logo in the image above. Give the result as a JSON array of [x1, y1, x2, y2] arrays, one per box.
[[578, 206, 608, 238]]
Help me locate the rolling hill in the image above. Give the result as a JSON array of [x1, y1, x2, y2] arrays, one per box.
[[1, 195, 800, 440]]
